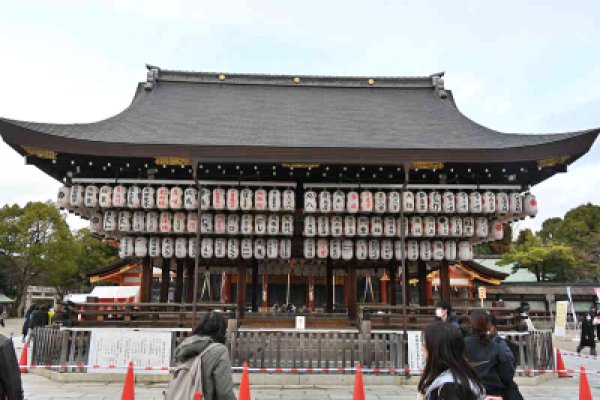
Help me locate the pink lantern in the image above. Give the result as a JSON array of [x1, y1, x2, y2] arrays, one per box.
[[186, 213, 198, 233], [346, 191, 360, 214], [214, 214, 226, 234], [317, 239, 329, 259], [159, 212, 172, 233], [156, 187, 169, 210]]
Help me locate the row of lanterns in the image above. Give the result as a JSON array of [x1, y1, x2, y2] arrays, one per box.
[[303, 215, 504, 239], [303, 190, 537, 216], [302, 239, 474, 261], [59, 185, 296, 211]]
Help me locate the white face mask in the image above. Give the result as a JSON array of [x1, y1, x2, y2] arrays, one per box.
[[435, 308, 443, 318]]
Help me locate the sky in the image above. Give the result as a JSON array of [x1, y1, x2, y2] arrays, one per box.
[[0, 1, 599, 233]]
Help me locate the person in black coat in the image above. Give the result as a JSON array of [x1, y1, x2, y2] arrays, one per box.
[[578, 306, 597, 356], [0, 334, 24, 400], [465, 309, 515, 398], [21, 304, 36, 343]]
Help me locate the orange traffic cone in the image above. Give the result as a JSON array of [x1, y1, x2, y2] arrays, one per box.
[[353, 363, 365, 400], [19, 342, 28, 373], [194, 391, 203, 400], [121, 361, 135, 400], [238, 362, 251, 400], [556, 349, 571, 378], [579, 366, 592, 400]]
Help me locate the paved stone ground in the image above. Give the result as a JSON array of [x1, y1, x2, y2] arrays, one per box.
[[3, 318, 599, 399]]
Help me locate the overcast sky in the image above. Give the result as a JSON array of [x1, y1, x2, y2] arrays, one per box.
[[1, 1, 599, 232]]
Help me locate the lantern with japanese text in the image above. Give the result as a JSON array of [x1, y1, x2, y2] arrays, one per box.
[[381, 240, 393, 260], [420, 241, 432, 261], [281, 214, 294, 236], [304, 190, 317, 212], [70, 185, 84, 207], [119, 236, 134, 258], [344, 216, 356, 236], [279, 239, 291, 259], [415, 191, 428, 213], [184, 187, 198, 210], [437, 216, 450, 237], [341, 240, 354, 260], [212, 188, 226, 210], [267, 238, 279, 259], [146, 211, 158, 232], [200, 188, 211, 210], [118, 211, 132, 232], [175, 237, 188, 258], [496, 192, 509, 215], [142, 186, 155, 209], [103, 210, 117, 232], [449, 216, 462, 237], [331, 216, 343, 237], [173, 212, 186, 233], [90, 213, 103, 232], [403, 191, 415, 212], [317, 216, 329, 236], [188, 238, 197, 258], [303, 239, 315, 259], [371, 216, 383, 237], [432, 241, 445, 261], [346, 191, 360, 213], [360, 190, 373, 212], [357, 216, 370, 237], [134, 236, 148, 257], [442, 191, 455, 213], [159, 211, 172, 233], [84, 185, 99, 208], [169, 187, 183, 209], [214, 238, 227, 258], [330, 238, 341, 260], [397, 217, 409, 237], [406, 240, 419, 261], [509, 193, 523, 215], [186, 212, 198, 233], [254, 238, 266, 259], [462, 217, 474, 237], [240, 188, 253, 210], [304, 216, 316, 237], [214, 214, 226, 235], [156, 187, 169, 210], [241, 238, 253, 259], [112, 185, 127, 208], [332, 190, 345, 212], [475, 217, 488, 238], [149, 237, 161, 258], [356, 239, 368, 260], [254, 189, 268, 211], [241, 214, 253, 235], [57, 186, 70, 208], [317, 239, 329, 259], [200, 214, 213, 234], [99, 186, 113, 208], [227, 214, 240, 235], [132, 211, 145, 232], [374, 191, 387, 213], [368, 240, 380, 260], [127, 186, 141, 209], [491, 219, 504, 240], [445, 241, 457, 260], [523, 193, 538, 217], [318, 190, 332, 213], [458, 241, 473, 261], [226, 188, 239, 211], [388, 191, 401, 213], [428, 191, 442, 213], [161, 237, 174, 258], [410, 216, 423, 237], [469, 192, 483, 213], [268, 189, 281, 211], [282, 189, 295, 211], [483, 191, 496, 213], [227, 238, 239, 259], [201, 238, 213, 259], [268, 214, 280, 235], [455, 192, 469, 213], [423, 216, 436, 237], [394, 240, 404, 260], [384, 216, 396, 237]]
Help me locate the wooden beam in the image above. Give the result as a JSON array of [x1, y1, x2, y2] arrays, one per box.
[[160, 258, 170, 303], [139, 257, 153, 303], [174, 259, 184, 303], [440, 261, 451, 303], [237, 264, 247, 319]]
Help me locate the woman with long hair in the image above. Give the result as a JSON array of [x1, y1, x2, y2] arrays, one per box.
[[418, 321, 484, 400]]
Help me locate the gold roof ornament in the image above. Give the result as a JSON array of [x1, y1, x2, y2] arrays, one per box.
[[368, 79, 375, 85], [22, 146, 57, 160], [293, 77, 301, 84], [410, 162, 444, 170], [218, 74, 226, 81], [282, 163, 320, 169], [537, 155, 569, 168], [154, 156, 191, 166]]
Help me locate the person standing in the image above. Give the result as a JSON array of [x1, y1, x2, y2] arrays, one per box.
[[577, 305, 597, 356], [21, 305, 36, 343], [435, 301, 460, 331], [0, 333, 24, 400], [0, 304, 5, 328]]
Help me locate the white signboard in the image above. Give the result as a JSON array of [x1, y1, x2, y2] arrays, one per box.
[[88, 329, 172, 374], [295, 316, 306, 330], [407, 330, 425, 371], [554, 301, 568, 337]]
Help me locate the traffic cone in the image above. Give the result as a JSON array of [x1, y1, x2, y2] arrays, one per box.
[[19, 342, 28, 373], [353, 363, 365, 400], [238, 362, 251, 400], [121, 361, 135, 400], [579, 366, 592, 400], [194, 391, 203, 400], [556, 349, 571, 378]]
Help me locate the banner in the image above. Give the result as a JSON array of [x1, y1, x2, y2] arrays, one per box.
[[407, 331, 425, 371], [554, 301, 568, 336]]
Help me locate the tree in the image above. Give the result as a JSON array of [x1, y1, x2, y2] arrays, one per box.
[[474, 224, 513, 256], [70, 228, 118, 293]]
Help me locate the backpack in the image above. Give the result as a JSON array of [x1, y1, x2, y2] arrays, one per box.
[[164, 343, 219, 400]]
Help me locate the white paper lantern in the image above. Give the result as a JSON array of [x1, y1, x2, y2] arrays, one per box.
[[214, 238, 227, 258], [132, 211, 145, 232], [432, 241, 445, 261], [304, 216, 316, 237], [346, 191, 360, 214], [406, 240, 419, 261], [184, 187, 198, 210], [368, 240, 380, 260], [159, 212, 172, 233], [240, 188, 253, 211], [360, 191, 373, 212], [156, 187, 169, 210], [397, 217, 409, 237], [458, 241, 473, 261], [420, 241, 432, 261], [304, 190, 317, 212], [357, 217, 370, 237], [212, 188, 226, 210], [303, 239, 315, 259], [491, 219, 504, 240], [267, 238, 279, 259], [268, 214, 280, 235], [415, 191, 428, 213], [186, 213, 198, 233], [134, 237, 148, 257], [241, 238, 253, 259], [149, 237, 161, 258], [394, 240, 404, 260], [329, 238, 342, 260], [445, 241, 457, 260], [142, 187, 155, 209], [282, 189, 295, 211], [355, 240, 368, 260], [57, 186, 70, 208], [403, 191, 415, 212], [254, 189, 267, 211], [483, 191, 496, 214], [200, 188, 211, 210], [169, 187, 183, 210], [227, 214, 240, 235], [423, 216, 436, 237], [523, 194, 538, 217], [90, 213, 103, 232], [188, 238, 197, 258], [317, 216, 329, 237], [281, 214, 294, 236], [462, 217, 474, 237], [254, 214, 267, 235], [241, 214, 253, 235], [496, 192, 509, 215], [475, 217, 488, 238], [103, 210, 117, 231], [449, 216, 462, 237], [381, 240, 393, 260], [200, 214, 213, 234], [437, 216, 450, 237], [162, 237, 174, 258], [268, 189, 281, 212], [332, 190, 345, 212], [341, 240, 354, 260], [112, 185, 127, 208], [331, 216, 343, 237], [227, 238, 239, 259], [428, 192, 442, 213], [226, 188, 240, 211], [387, 191, 401, 213], [146, 211, 159, 233], [410, 216, 423, 237], [455, 192, 469, 213], [318, 191, 332, 213], [469, 192, 483, 213], [119, 236, 134, 258], [442, 191, 455, 213], [118, 211, 132, 232], [279, 239, 291, 259], [201, 238, 213, 259], [509, 193, 523, 215], [173, 212, 187, 233], [374, 191, 387, 213], [371, 216, 383, 237], [317, 239, 329, 259], [344, 216, 357, 236], [69, 185, 84, 207], [175, 237, 188, 258], [84, 185, 99, 208], [384, 216, 396, 237], [126, 186, 141, 209], [99, 186, 113, 208], [214, 214, 226, 235]]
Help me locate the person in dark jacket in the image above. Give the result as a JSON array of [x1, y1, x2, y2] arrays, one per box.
[[21, 305, 36, 343], [577, 305, 597, 355], [435, 300, 460, 331], [0, 334, 24, 400], [465, 309, 516, 399], [417, 322, 484, 400]]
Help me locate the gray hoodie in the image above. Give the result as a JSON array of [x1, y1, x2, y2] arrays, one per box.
[[173, 335, 236, 400]]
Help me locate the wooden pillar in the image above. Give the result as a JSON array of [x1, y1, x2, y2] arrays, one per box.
[[237, 265, 247, 319], [440, 261, 451, 304], [418, 260, 428, 306], [186, 259, 194, 303], [403, 264, 411, 306], [222, 273, 232, 304], [326, 260, 333, 312], [307, 274, 315, 311], [261, 274, 268, 309], [347, 264, 358, 321], [160, 258, 170, 303], [251, 262, 259, 312], [139, 257, 153, 303], [343, 276, 349, 305], [174, 259, 184, 303], [380, 272, 388, 304], [388, 263, 397, 306]]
